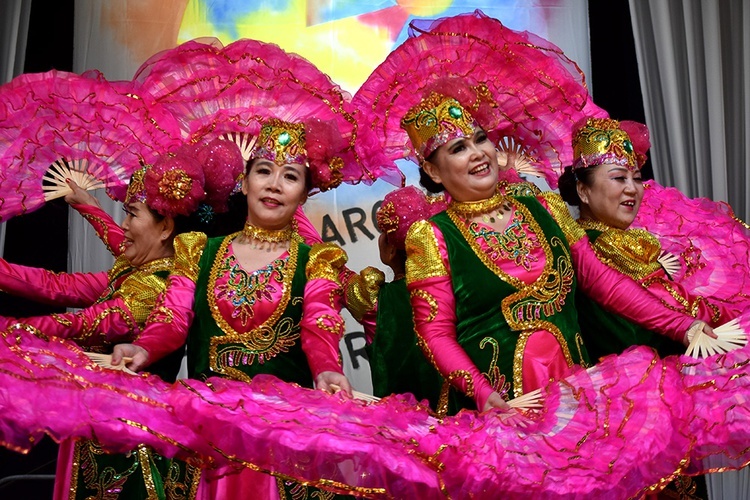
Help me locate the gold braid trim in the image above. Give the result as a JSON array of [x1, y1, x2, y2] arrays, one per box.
[[410, 289, 439, 323], [307, 243, 348, 283], [81, 212, 119, 256], [316, 314, 345, 338], [136, 445, 159, 500], [172, 231, 207, 282], [405, 220, 449, 284], [341, 266, 385, 322], [541, 192, 586, 245], [445, 369, 475, 397], [145, 305, 174, 325]]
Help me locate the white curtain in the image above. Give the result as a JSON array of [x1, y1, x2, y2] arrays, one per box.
[[630, 1, 750, 498], [0, 0, 31, 258], [630, 0, 750, 223]]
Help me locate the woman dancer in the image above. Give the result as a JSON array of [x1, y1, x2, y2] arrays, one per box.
[[353, 12, 714, 416], [557, 117, 736, 361], [0, 145, 216, 499]]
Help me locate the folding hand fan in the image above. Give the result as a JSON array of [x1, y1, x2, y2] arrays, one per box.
[[0, 69, 182, 221]]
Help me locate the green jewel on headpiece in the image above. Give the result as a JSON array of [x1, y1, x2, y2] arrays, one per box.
[[252, 119, 307, 166], [400, 92, 480, 161], [572, 117, 639, 171]]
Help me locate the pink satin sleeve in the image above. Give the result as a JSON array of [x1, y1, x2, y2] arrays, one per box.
[[571, 238, 695, 342], [0, 257, 108, 307], [0, 297, 137, 347], [301, 277, 345, 377], [360, 309, 377, 345], [133, 275, 195, 365], [410, 275, 496, 410], [641, 270, 733, 326], [73, 203, 126, 257], [408, 226, 493, 410]]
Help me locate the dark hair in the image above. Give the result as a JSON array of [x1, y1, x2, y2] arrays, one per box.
[[418, 166, 444, 194], [418, 148, 446, 194], [558, 166, 597, 206]]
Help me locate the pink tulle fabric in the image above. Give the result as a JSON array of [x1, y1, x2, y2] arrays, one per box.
[[195, 137, 245, 212], [130, 37, 403, 192], [0, 70, 182, 219], [352, 10, 607, 188], [3, 324, 750, 498], [631, 180, 750, 317]]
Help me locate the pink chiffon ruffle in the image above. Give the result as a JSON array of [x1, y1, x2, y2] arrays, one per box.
[[0, 70, 182, 219], [352, 9, 607, 188], [130, 37, 404, 191], [632, 180, 750, 317], [3, 324, 750, 498]]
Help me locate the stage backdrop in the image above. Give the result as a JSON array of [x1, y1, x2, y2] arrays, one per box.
[[71, 0, 590, 393]]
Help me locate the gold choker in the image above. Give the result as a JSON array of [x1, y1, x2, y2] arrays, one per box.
[[242, 222, 293, 243], [449, 191, 511, 222]]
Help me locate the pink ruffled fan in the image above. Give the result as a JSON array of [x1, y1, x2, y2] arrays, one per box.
[[0, 70, 182, 221], [4, 325, 750, 498], [631, 181, 750, 356], [353, 9, 607, 188], [131, 38, 404, 191]]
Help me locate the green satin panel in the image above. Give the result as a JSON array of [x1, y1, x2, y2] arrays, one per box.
[[578, 229, 684, 361], [187, 235, 313, 388], [433, 196, 587, 414], [366, 279, 443, 408]]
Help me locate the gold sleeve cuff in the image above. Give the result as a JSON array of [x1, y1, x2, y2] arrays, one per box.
[[541, 192, 586, 245], [307, 243, 348, 283], [405, 220, 448, 284], [172, 232, 207, 282], [343, 266, 385, 322], [593, 228, 663, 280]]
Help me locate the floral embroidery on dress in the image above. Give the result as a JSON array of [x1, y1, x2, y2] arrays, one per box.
[[215, 254, 286, 327], [468, 209, 541, 271]]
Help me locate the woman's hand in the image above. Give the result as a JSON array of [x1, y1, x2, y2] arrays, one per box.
[[315, 371, 353, 397], [482, 391, 512, 412], [112, 343, 150, 372], [64, 178, 101, 207], [684, 319, 717, 346]]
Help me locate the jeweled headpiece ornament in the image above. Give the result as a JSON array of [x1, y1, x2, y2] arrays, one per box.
[[572, 118, 649, 171], [252, 119, 307, 166], [123, 145, 209, 218], [401, 93, 480, 161], [125, 166, 148, 205]]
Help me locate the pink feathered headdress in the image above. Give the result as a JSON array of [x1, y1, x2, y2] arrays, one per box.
[[353, 9, 608, 188], [376, 186, 447, 250], [131, 37, 404, 195]]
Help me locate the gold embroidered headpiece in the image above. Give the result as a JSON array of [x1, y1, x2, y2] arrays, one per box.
[[124, 166, 148, 205], [572, 118, 639, 171], [251, 119, 307, 166], [400, 93, 480, 161]]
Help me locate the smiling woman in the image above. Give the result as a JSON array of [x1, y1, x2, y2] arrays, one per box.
[[0, 144, 216, 499], [353, 12, 718, 418], [557, 117, 735, 361]]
